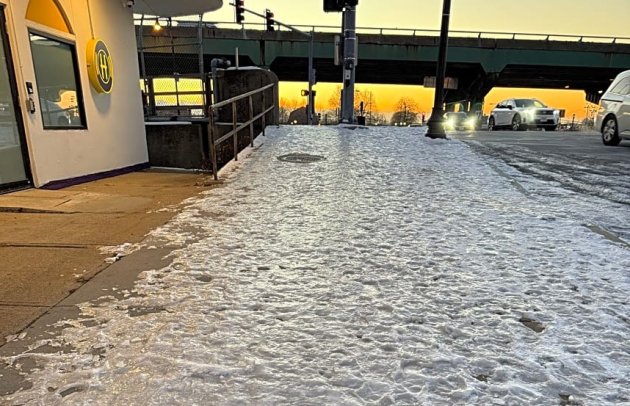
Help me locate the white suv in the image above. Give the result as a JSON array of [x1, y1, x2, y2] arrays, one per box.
[[595, 70, 630, 146], [488, 98, 560, 131]]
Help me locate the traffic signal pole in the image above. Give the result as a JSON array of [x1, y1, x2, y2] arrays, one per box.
[[340, 6, 357, 124], [229, 2, 316, 125]]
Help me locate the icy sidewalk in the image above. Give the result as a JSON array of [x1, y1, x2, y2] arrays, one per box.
[[2, 126, 629, 405]]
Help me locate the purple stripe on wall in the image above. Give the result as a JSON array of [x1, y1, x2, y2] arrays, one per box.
[[41, 162, 150, 190]]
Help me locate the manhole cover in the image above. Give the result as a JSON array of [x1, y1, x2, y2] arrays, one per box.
[[277, 153, 326, 163]]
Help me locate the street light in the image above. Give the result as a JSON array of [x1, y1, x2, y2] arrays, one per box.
[[152, 18, 162, 33], [425, 0, 451, 139]]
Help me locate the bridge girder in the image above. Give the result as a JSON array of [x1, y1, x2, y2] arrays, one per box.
[[138, 27, 630, 105]]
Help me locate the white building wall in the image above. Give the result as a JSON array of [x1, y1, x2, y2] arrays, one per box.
[[1, 0, 147, 187]]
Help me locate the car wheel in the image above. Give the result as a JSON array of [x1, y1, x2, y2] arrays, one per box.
[[488, 116, 495, 131], [511, 114, 522, 131], [547, 125, 557, 132], [601, 116, 621, 146]]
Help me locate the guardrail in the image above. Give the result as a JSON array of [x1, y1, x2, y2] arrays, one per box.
[[135, 19, 630, 44], [208, 82, 276, 180]]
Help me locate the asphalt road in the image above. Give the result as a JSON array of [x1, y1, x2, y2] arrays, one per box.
[[450, 130, 630, 242], [449, 131, 630, 199], [451, 130, 630, 163]]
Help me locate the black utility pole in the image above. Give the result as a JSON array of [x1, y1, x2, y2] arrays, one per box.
[[425, 0, 451, 139]]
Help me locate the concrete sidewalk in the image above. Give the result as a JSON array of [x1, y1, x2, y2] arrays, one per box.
[[0, 169, 217, 347], [1, 127, 629, 403]]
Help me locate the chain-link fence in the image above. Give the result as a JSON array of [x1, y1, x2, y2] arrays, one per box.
[[142, 75, 207, 118], [137, 16, 208, 119]]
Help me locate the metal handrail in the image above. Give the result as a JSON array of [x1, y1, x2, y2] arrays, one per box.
[[135, 19, 630, 44], [212, 83, 274, 109], [208, 83, 276, 180]]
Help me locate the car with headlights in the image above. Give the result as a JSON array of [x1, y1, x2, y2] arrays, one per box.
[[595, 70, 630, 146], [488, 98, 560, 131], [443, 111, 478, 131]]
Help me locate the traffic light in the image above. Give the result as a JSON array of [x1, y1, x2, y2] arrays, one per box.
[[323, 0, 358, 12], [265, 9, 275, 32], [323, 0, 343, 12], [235, 0, 245, 23]]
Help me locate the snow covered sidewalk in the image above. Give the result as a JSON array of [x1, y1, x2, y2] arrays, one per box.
[[2, 126, 629, 405]]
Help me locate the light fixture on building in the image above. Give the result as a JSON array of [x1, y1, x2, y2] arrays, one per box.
[[152, 19, 162, 32], [564, 85, 570, 89]]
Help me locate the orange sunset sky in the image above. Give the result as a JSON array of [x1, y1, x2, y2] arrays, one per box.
[[203, 0, 630, 119]]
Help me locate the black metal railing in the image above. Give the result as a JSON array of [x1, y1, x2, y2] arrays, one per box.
[[207, 83, 276, 180]]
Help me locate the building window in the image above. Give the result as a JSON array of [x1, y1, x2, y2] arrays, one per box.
[[29, 33, 86, 129]]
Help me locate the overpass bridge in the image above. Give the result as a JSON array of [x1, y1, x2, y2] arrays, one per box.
[[137, 23, 630, 107]]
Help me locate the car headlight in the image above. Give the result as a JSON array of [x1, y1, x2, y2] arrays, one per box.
[[465, 117, 476, 128]]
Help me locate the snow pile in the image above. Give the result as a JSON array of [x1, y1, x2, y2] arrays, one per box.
[[99, 243, 141, 264], [2, 126, 629, 405]]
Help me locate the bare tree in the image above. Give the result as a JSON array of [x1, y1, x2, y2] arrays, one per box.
[[327, 85, 342, 111], [372, 112, 388, 125], [354, 90, 378, 125], [279, 97, 301, 124], [390, 97, 419, 125], [325, 85, 342, 122]]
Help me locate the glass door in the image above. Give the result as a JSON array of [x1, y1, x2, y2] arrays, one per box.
[[0, 6, 31, 191]]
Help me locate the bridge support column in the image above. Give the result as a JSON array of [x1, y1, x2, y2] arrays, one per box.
[[585, 90, 601, 105], [444, 101, 467, 112], [470, 101, 483, 113], [443, 72, 497, 116]]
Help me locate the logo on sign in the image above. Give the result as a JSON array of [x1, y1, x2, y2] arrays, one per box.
[[87, 39, 113, 94]]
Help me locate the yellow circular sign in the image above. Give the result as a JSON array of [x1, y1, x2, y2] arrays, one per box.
[[86, 39, 113, 94]]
